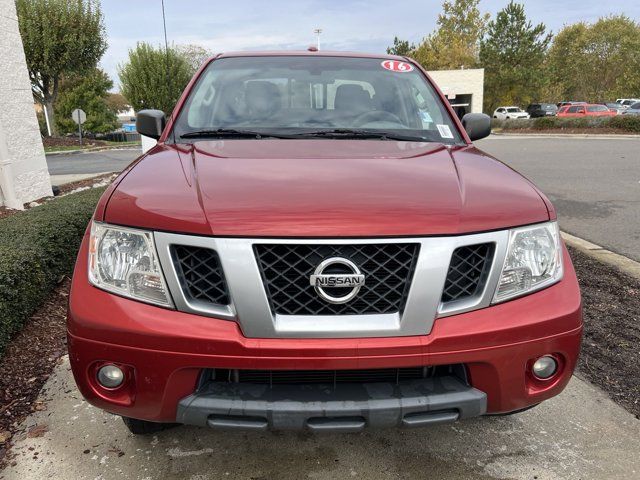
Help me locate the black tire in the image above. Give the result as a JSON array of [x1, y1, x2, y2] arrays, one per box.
[[488, 403, 539, 416], [121, 416, 180, 435]]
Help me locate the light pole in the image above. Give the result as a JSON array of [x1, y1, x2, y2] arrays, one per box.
[[313, 28, 322, 50]]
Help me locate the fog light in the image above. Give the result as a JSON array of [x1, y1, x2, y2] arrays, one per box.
[[97, 365, 124, 388], [532, 355, 557, 379]]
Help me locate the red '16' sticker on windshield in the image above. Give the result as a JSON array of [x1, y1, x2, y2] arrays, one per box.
[[381, 60, 414, 72]]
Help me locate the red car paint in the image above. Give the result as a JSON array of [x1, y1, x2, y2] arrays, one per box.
[[103, 141, 551, 237], [68, 51, 582, 426], [557, 104, 617, 118]]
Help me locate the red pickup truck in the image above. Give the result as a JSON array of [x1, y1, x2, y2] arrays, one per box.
[[68, 52, 582, 434]]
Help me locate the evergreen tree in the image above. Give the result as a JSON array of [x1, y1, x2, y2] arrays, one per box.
[[386, 37, 416, 56], [55, 69, 118, 135], [480, 1, 552, 112]]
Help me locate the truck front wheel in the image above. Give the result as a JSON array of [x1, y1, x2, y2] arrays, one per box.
[[121, 416, 180, 435]]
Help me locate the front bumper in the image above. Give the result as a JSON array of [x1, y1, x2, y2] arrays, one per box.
[[178, 374, 486, 432], [68, 236, 582, 428]]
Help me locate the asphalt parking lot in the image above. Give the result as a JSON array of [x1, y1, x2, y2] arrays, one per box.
[[476, 135, 640, 261], [3, 357, 639, 480]]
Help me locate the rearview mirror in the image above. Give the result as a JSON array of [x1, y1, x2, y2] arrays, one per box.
[[461, 113, 491, 141], [136, 109, 166, 140]]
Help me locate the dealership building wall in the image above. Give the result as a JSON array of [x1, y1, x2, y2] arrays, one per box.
[[0, 0, 52, 209], [427, 68, 484, 116]]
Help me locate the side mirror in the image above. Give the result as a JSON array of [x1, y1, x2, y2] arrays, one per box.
[[462, 113, 491, 141], [136, 109, 166, 139]]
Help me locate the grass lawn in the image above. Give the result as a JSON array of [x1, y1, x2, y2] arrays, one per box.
[[44, 140, 141, 153]]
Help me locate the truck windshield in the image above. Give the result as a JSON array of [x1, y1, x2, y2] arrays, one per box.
[[172, 56, 463, 143]]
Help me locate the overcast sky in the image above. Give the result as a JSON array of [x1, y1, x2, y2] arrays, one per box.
[[100, 0, 638, 91]]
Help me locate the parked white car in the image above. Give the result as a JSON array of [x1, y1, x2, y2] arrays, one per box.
[[493, 106, 530, 120], [616, 99, 640, 109]]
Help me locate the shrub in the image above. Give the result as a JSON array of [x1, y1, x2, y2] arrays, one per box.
[[498, 119, 533, 130], [491, 118, 504, 130], [532, 117, 557, 129], [492, 114, 640, 133], [0, 187, 105, 354], [607, 115, 640, 133]]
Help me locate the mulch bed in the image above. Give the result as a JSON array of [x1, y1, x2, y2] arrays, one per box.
[[0, 209, 14, 221], [42, 137, 107, 148], [570, 246, 640, 418], [0, 244, 637, 465], [0, 173, 115, 220], [54, 173, 115, 196], [0, 279, 70, 466]]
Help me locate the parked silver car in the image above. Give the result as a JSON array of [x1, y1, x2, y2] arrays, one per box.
[[622, 102, 640, 115]]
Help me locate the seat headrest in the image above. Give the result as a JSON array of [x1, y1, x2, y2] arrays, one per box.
[[245, 81, 281, 119], [334, 84, 372, 113]]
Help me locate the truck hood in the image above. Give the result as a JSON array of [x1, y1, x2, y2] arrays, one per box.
[[104, 140, 550, 237]]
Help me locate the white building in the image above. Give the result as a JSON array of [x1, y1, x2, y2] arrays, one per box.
[[0, 0, 52, 209], [428, 68, 485, 116]]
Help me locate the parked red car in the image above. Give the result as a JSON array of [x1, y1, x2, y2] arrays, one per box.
[[68, 52, 582, 434], [557, 104, 617, 117]]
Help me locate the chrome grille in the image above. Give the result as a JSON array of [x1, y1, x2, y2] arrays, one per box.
[[441, 243, 494, 303], [170, 245, 230, 306], [254, 243, 419, 315]]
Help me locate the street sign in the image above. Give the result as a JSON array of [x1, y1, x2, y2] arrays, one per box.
[[71, 108, 86, 125], [71, 108, 87, 145]]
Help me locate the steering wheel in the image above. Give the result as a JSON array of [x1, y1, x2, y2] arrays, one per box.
[[352, 110, 404, 127]]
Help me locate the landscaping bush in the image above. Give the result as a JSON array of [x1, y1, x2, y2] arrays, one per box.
[[532, 116, 557, 129], [608, 115, 640, 133], [0, 187, 105, 354], [505, 119, 532, 130], [494, 115, 640, 133]]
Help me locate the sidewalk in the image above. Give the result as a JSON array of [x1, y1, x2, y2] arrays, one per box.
[[50, 172, 113, 186]]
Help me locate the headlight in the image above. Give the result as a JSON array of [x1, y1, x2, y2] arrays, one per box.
[[88, 222, 172, 307], [493, 221, 563, 303]]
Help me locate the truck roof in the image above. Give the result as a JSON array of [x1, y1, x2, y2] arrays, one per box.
[[212, 50, 410, 62]]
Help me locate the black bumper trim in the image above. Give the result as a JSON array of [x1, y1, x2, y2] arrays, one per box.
[[176, 376, 487, 432]]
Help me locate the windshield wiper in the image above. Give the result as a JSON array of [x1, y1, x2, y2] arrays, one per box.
[[291, 128, 431, 142], [180, 128, 294, 139]]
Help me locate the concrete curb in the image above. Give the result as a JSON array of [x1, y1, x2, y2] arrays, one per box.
[[50, 172, 114, 187], [45, 146, 140, 156], [490, 132, 640, 139], [561, 231, 640, 280]]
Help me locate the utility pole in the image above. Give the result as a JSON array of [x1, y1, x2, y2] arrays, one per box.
[[161, 0, 169, 53], [313, 28, 322, 50]]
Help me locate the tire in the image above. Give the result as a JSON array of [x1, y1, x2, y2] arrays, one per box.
[[121, 416, 180, 435], [488, 403, 539, 416]]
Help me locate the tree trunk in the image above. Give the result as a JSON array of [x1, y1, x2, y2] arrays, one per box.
[[43, 97, 58, 137], [43, 77, 59, 137]]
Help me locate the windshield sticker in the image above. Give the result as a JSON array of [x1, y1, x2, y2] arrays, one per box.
[[381, 60, 414, 73], [436, 124, 454, 139], [420, 111, 433, 123]]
